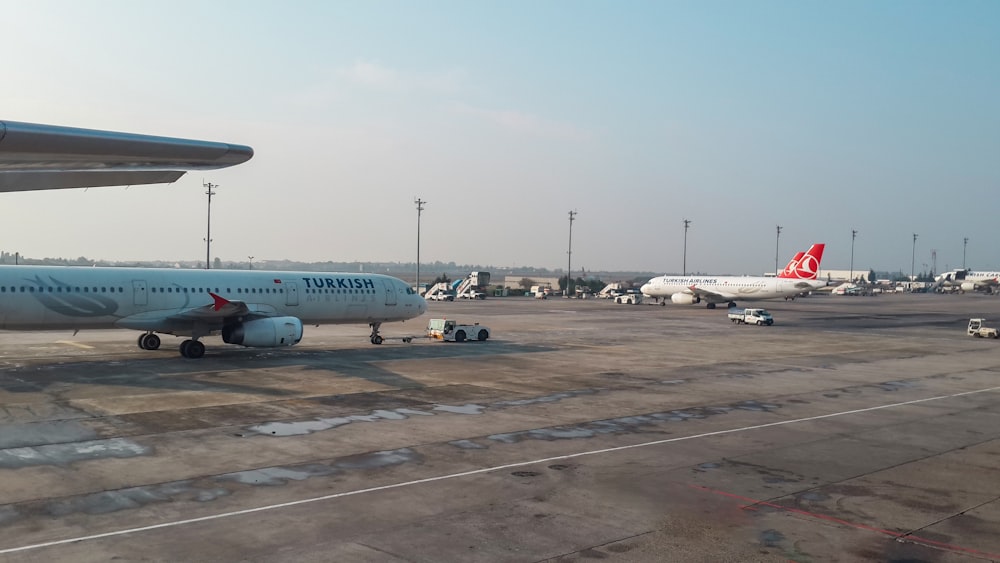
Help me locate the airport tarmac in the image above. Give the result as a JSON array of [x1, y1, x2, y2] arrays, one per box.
[[0, 292, 998, 562]]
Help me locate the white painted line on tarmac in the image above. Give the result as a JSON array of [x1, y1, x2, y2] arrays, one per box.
[[2, 385, 999, 555]]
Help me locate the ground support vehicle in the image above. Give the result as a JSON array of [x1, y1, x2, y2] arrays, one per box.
[[728, 308, 774, 325], [615, 293, 642, 304], [426, 318, 491, 342], [967, 318, 999, 338]]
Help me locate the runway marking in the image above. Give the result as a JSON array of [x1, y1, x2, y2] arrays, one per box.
[[1, 385, 998, 555], [54, 341, 94, 350], [691, 484, 1000, 559]]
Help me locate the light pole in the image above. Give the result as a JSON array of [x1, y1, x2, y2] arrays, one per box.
[[850, 229, 857, 282], [911, 233, 918, 283], [963, 237, 968, 269], [683, 219, 691, 276], [204, 181, 218, 269], [567, 210, 577, 297], [248, 256, 254, 270], [774, 225, 782, 276], [414, 198, 425, 293]]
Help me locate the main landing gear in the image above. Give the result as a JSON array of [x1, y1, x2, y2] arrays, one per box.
[[179, 339, 205, 359], [369, 322, 383, 345], [138, 332, 161, 350], [137, 332, 205, 358]]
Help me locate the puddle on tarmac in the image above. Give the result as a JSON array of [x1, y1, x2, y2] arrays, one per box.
[[433, 404, 486, 415], [0, 438, 150, 469]]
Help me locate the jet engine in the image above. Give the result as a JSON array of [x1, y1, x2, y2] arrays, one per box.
[[223, 317, 303, 347], [671, 293, 697, 305], [961, 282, 976, 292]]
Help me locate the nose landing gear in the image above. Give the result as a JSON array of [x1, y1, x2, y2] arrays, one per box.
[[369, 322, 383, 345]]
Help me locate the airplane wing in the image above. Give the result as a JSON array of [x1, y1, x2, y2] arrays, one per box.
[[115, 293, 272, 334], [684, 285, 735, 304], [0, 120, 253, 192]]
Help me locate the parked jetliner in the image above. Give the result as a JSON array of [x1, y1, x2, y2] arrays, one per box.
[[0, 266, 427, 358], [933, 269, 1000, 293], [640, 244, 826, 308], [0, 120, 426, 357]]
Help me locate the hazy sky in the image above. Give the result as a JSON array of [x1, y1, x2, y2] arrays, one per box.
[[2, 1, 998, 275]]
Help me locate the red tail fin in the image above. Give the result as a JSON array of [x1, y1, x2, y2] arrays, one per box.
[[777, 251, 806, 278], [787, 244, 825, 280]]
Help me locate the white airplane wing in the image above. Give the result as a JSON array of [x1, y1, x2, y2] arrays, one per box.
[[685, 285, 735, 303], [0, 120, 253, 192], [115, 293, 268, 334]]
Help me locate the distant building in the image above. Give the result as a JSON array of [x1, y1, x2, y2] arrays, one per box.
[[503, 275, 562, 289]]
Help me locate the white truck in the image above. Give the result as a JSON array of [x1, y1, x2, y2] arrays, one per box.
[[426, 318, 491, 342], [967, 318, 999, 338], [728, 308, 774, 326]]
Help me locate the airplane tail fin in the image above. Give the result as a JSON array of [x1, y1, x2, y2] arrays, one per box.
[[784, 244, 825, 280], [777, 251, 806, 278]]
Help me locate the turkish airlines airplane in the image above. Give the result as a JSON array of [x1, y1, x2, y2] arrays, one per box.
[[933, 269, 1000, 293], [640, 244, 827, 308], [0, 120, 427, 357]]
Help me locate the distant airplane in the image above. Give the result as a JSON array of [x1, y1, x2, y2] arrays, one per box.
[[0, 120, 426, 357], [640, 244, 827, 308], [933, 269, 1000, 293], [0, 119, 253, 191]]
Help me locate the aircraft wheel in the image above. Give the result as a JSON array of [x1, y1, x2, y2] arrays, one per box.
[[142, 333, 161, 350], [371, 335, 384, 345], [477, 329, 488, 341], [182, 340, 205, 359], [188, 340, 206, 358], [138, 334, 147, 350], [707, 303, 716, 310], [455, 330, 466, 342]]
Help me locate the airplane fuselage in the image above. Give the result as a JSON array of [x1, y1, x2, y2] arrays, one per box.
[[641, 275, 824, 304], [0, 265, 425, 331]]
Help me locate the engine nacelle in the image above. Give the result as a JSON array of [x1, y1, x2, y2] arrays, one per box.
[[961, 282, 976, 292], [223, 317, 303, 348], [671, 293, 697, 305]]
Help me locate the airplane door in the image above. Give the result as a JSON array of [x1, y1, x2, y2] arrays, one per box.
[[383, 279, 397, 306], [285, 282, 299, 306], [132, 280, 147, 306]]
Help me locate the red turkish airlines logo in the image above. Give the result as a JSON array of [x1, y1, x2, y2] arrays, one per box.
[[791, 245, 824, 279]]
